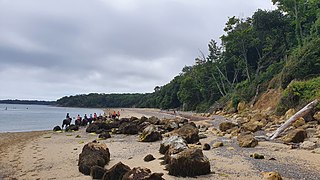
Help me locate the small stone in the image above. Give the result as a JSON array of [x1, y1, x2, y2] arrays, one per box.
[[144, 154, 155, 162], [212, 142, 224, 148], [227, 147, 235, 150], [300, 141, 316, 150], [203, 143, 210, 150], [250, 153, 264, 159]]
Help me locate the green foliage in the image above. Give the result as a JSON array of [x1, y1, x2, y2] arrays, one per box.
[[276, 76, 320, 114], [281, 37, 320, 88]]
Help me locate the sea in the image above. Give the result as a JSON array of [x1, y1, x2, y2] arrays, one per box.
[[0, 103, 104, 132]]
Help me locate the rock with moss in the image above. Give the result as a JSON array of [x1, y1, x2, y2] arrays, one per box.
[[139, 125, 162, 142]]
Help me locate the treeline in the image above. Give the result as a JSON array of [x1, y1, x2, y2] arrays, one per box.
[[57, 93, 145, 108], [0, 99, 55, 105], [57, 0, 320, 113]]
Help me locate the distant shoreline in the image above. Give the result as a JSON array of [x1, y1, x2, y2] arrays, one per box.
[[0, 99, 55, 106]]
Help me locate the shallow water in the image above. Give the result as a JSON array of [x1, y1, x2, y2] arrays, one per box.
[[0, 103, 103, 132]]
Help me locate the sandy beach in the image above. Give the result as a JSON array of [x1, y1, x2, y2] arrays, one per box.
[[1, 108, 320, 180]]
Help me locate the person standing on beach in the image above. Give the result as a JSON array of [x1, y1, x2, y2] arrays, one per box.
[[117, 111, 120, 118], [93, 113, 97, 121]]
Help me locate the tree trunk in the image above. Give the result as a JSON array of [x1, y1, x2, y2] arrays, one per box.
[[269, 99, 319, 140]]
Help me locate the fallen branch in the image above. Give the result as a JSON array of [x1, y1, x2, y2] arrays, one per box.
[[269, 99, 319, 140]]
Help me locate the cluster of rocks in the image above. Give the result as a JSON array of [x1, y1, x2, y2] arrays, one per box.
[[215, 101, 320, 151], [78, 141, 164, 180], [77, 116, 213, 178]]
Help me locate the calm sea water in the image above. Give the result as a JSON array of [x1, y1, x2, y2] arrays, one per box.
[[0, 104, 103, 132]]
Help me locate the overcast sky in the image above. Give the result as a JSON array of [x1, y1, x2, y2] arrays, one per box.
[[0, 0, 275, 101]]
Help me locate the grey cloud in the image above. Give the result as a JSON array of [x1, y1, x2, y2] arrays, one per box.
[[0, 0, 275, 100]]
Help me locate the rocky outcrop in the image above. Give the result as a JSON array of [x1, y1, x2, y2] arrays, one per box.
[[122, 167, 164, 180], [282, 129, 307, 143], [78, 142, 110, 175], [102, 162, 131, 180], [237, 132, 258, 148], [219, 122, 237, 132], [172, 124, 199, 143], [167, 148, 211, 177], [159, 136, 188, 155], [139, 125, 162, 142]]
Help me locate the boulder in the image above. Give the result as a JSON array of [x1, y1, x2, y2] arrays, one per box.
[[91, 165, 107, 179], [53, 126, 62, 131], [300, 141, 317, 150], [282, 129, 307, 143], [237, 101, 246, 112], [139, 125, 162, 142], [122, 167, 164, 180], [242, 120, 264, 132], [167, 148, 210, 177], [292, 117, 305, 128], [144, 154, 155, 162], [313, 111, 320, 122], [164, 121, 179, 132], [99, 132, 111, 140], [66, 124, 79, 131], [237, 132, 258, 148], [285, 108, 296, 119], [86, 124, 99, 133], [78, 142, 110, 175], [159, 136, 188, 155], [102, 162, 131, 180], [119, 122, 139, 135], [219, 122, 237, 132], [172, 124, 199, 144], [159, 136, 188, 154], [250, 153, 264, 159], [147, 116, 160, 125], [261, 171, 282, 180], [203, 143, 210, 150]]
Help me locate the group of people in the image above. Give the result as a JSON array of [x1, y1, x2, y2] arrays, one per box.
[[65, 110, 121, 126]]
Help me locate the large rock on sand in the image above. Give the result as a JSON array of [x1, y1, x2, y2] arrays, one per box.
[[102, 162, 131, 180], [282, 129, 307, 143], [122, 167, 164, 180], [167, 148, 210, 177], [91, 165, 107, 179], [237, 132, 258, 148], [172, 124, 199, 143], [139, 125, 162, 142], [119, 122, 139, 135], [219, 122, 237, 132], [159, 136, 188, 154], [78, 142, 110, 175]]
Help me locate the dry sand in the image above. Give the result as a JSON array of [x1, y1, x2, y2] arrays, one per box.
[[1, 108, 320, 180]]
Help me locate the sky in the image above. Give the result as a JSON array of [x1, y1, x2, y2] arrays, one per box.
[[0, 0, 275, 101]]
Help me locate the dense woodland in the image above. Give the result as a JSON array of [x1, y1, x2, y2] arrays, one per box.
[[57, 0, 320, 114]]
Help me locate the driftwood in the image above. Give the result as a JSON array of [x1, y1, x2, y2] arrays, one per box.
[[269, 99, 319, 140]]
